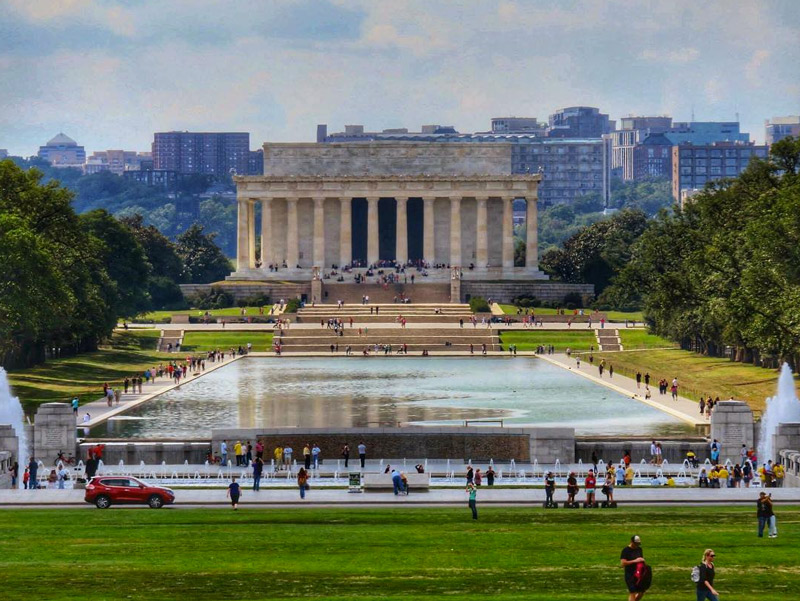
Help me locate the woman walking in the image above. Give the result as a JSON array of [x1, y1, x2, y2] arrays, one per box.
[[227, 477, 241, 510], [695, 549, 719, 601], [298, 467, 309, 500]]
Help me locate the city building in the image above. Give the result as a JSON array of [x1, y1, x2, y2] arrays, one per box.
[[84, 150, 152, 175], [665, 122, 749, 146], [765, 116, 800, 145], [318, 123, 610, 207], [671, 141, 768, 203], [122, 168, 180, 190], [606, 116, 672, 180], [37, 133, 86, 167], [487, 117, 547, 136], [632, 133, 673, 181], [547, 107, 613, 139], [152, 131, 252, 178], [248, 149, 264, 176]]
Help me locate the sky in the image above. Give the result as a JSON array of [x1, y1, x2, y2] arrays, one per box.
[[1, 0, 799, 155]]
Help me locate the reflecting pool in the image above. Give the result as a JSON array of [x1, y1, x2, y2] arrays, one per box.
[[90, 357, 691, 439]]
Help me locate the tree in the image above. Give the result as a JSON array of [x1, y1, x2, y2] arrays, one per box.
[[119, 214, 184, 281], [80, 209, 152, 318], [176, 223, 233, 284]]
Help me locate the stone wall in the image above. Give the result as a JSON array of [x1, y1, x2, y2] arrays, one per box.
[[779, 449, 800, 487], [180, 282, 311, 302], [576, 439, 712, 465], [78, 441, 210, 465], [264, 142, 513, 177], [772, 423, 800, 464], [33, 403, 76, 466], [710, 401, 754, 456], [461, 281, 595, 303], [211, 427, 575, 462]]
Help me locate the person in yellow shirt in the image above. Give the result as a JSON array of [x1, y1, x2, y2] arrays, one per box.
[[774, 463, 785, 487], [709, 467, 720, 488], [274, 445, 283, 470], [234, 441, 243, 466], [624, 465, 634, 486], [718, 466, 729, 488], [303, 444, 311, 469]]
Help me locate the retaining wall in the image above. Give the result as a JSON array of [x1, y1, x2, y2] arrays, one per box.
[[461, 281, 594, 303]]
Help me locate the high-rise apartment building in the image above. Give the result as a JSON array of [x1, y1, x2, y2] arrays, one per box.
[[672, 141, 768, 203], [765, 116, 800, 145], [37, 133, 86, 167], [84, 150, 152, 175], [152, 131, 252, 178], [548, 107, 613, 138]]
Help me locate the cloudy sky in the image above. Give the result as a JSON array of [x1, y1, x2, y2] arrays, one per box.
[[1, 0, 798, 155]]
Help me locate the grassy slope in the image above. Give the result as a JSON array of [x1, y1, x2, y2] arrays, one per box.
[[500, 330, 596, 351], [138, 306, 273, 321], [498, 305, 644, 321], [0, 507, 797, 601], [591, 349, 799, 412], [181, 331, 274, 352], [6, 330, 173, 411], [618, 330, 677, 349]]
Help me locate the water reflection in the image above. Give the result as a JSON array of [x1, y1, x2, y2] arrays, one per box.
[[91, 357, 691, 439]]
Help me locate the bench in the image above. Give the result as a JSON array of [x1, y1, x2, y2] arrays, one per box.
[[362, 472, 430, 491]]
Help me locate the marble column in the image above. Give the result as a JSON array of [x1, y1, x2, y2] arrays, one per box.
[[502, 196, 514, 269], [286, 198, 299, 268], [476, 196, 489, 268], [395, 196, 408, 265], [450, 197, 461, 267], [339, 197, 352, 267], [236, 198, 250, 271], [423, 197, 435, 264], [260, 198, 272, 268], [367, 196, 379, 265], [247, 200, 256, 268], [525, 195, 538, 270], [313, 197, 325, 267]]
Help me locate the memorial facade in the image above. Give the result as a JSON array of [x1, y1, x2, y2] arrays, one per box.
[[230, 142, 546, 282]]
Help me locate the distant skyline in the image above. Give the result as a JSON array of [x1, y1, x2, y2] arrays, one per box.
[[1, 0, 799, 156]]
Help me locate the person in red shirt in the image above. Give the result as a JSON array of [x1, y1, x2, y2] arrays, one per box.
[[585, 469, 597, 506]]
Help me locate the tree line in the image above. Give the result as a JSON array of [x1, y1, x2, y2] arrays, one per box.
[[0, 161, 231, 369]]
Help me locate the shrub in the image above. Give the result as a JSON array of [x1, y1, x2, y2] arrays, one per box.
[[512, 295, 541, 308], [284, 298, 301, 313], [244, 293, 271, 307], [563, 292, 583, 307], [469, 296, 490, 313]]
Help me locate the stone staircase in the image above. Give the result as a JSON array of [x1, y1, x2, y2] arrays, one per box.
[[296, 303, 473, 324], [275, 326, 499, 353], [157, 329, 183, 352], [595, 328, 622, 351]]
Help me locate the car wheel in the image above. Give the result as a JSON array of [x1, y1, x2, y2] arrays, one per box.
[[95, 495, 111, 509], [148, 495, 164, 509]]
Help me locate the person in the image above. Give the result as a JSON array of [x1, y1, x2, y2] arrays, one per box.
[[234, 440, 243, 466], [486, 466, 496, 486], [220, 440, 228, 466], [466, 465, 474, 485], [695, 549, 718, 601], [757, 492, 777, 538], [341, 443, 350, 468], [227, 478, 241, 510], [252, 457, 263, 491], [544, 471, 555, 505], [743, 461, 753, 487], [9, 461, 19, 488], [624, 464, 634, 486], [466, 481, 478, 520], [414, 464, 425, 474], [283, 444, 293, 470], [698, 468, 709, 488], [774, 462, 785, 487], [358, 441, 366, 468], [585, 469, 597, 506], [474, 468, 482, 486], [297, 467, 309, 499], [57, 465, 68, 489], [273, 445, 283, 469], [566, 472, 578, 505], [603, 472, 615, 504], [710, 440, 720, 463], [71, 397, 79, 415], [312, 444, 321, 469], [620, 535, 646, 601], [27, 457, 37, 490], [303, 444, 311, 469], [391, 468, 404, 495], [22, 467, 29, 490]]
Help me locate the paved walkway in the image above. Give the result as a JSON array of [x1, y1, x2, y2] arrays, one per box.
[[2, 486, 797, 507], [76, 353, 243, 429], [540, 353, 706, 428], [129, 322, 647, 331]]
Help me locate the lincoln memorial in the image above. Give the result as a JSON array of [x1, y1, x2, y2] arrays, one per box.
[[230, 142, 546, 284]]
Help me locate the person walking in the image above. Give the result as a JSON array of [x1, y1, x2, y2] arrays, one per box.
[[620, 535, 646, 601], [297, 467, 309, 499], [695, 549, 719, 601], [466, 465, 474, 485], [757, 492, 777, 538], [358, 441, 366, 468], [342, 443, 350, 468], [466, 481, 478, 520], [227, 478, 241, 510], [252, 457, 263, 491]]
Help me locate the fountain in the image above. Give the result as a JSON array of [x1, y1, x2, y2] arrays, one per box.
[[759, 363, 800, 463], [0, 367, 28, 463]]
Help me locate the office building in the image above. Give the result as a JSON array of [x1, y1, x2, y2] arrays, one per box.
[[632, 133, 673, 181], [84, 150, 152, 175], [665, 122, 749, 146], [122, 168, 180, 190], [607, 116, 672, 180], [152, 132, 252, 178], [548, 107, 613, 139], [37, 133, 86, 167], [672, 141, 768, 203], [765, 116, 800, 145], [487, 117, 547, 136]]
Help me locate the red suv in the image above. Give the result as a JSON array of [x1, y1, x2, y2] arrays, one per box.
[[85, 476, 175, 509]]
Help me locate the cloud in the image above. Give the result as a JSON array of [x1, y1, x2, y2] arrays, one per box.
[[640, 48, 700, 64], [744, 49, 770, 87]]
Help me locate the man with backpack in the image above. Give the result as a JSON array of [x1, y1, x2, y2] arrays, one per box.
[[620, 535, 649, 600]]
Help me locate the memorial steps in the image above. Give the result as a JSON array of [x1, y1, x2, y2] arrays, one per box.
[[295, 303, 472, 324]]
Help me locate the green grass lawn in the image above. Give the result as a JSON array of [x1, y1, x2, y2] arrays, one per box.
[[498, 304, 643, 322], [137, 306, 274, 322], [0, 507, 797, 600], [618, 329, 678, 350], [6, 331, 174, 412], [500, 330, 596, 351], [590, 348, 799, 412], [181, 331, 274, 352]]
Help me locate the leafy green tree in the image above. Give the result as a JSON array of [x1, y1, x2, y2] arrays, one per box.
[[176, 223, 233, 284]]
